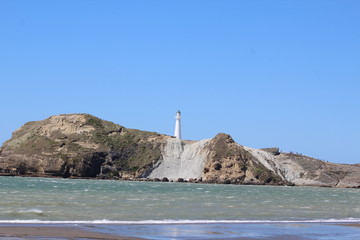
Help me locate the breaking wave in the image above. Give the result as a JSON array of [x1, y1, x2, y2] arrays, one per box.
[[0, 218, 360, 225], [5, 209, 46, 217]]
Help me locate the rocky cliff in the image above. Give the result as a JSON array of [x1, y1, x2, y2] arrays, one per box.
[[0, 114, 165, 178], [0, 114, 359, 188]]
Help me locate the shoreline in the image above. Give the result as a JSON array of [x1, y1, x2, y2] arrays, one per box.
[[2, 174, 360, 189], [1, 219, 360, 224], [1, 222, 360, 240], [0, 225, 144, 240]]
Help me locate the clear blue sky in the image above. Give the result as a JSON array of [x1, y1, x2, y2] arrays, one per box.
[[1, 1, 359, 164]]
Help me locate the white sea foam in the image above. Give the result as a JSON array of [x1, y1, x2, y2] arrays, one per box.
[[1, 218, 360, 225], [19, 209, 43, 214]]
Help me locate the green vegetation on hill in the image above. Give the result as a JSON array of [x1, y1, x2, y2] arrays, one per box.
[[0, 114, 164, 178], [202, 133, 284, 185], [85, 115, 163, 173]]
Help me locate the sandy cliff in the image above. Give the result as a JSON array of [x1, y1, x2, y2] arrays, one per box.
[[0, 114, 359, 188], [144, 138, 210, 181]]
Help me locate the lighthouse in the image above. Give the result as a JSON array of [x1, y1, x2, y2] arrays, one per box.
[[174, 110, 182, 140]]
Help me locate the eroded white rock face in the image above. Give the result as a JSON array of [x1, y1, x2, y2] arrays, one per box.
[[147, 138, 210, 180], [243, 146, 333, 186], [242, 146, 286, 181]]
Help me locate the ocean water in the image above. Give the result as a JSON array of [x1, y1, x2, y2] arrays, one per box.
[[0, 176, 359, 224]]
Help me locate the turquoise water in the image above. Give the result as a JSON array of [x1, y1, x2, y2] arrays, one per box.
[[0, 176, 359, 223]]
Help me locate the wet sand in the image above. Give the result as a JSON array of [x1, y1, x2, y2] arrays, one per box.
[[1, 223, 360, 239], [0, 226, 144, 240], [340, 223, 360, 228]]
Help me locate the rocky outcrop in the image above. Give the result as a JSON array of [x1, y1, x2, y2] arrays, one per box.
[[271, 153, 360, 188], [0, 114, 165, 178], [201, 134, 285, 185], [243, 148, 360, 188], [0, 114, 359, 188]]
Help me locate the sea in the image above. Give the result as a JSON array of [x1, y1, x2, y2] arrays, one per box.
[[1, 176, 360, 239]]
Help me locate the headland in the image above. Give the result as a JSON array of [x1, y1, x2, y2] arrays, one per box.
[[1, 114, 359, 188]]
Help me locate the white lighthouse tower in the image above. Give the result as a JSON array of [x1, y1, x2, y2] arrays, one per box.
[[174, 110, 182, 140]]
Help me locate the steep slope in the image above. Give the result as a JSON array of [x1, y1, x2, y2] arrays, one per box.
[[143, 138, 211, 180], [200, 134, 286, 185], [0, 114, 165, 178], [139, 134, 287, 185]]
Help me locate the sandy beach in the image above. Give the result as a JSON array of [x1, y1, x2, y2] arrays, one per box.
[[1, 223, 360, 240], [0, 225, 144, 240]]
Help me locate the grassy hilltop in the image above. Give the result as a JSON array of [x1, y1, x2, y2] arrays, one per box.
[[0, 114, 165, 178]]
